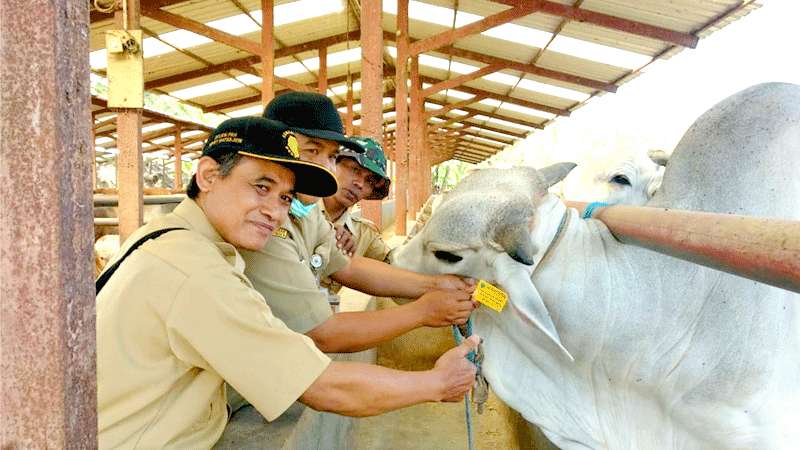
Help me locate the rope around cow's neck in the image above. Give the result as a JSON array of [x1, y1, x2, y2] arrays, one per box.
[[533, 206, 570, 275], [452, 319, 477, 450]]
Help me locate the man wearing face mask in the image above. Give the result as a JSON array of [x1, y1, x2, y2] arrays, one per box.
[[319, 136, 393, 296], [95, 117, 480, 449], [238, 92, 476, 357]]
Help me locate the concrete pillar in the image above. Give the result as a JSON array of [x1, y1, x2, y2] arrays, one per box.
[[0, 0, 96, 447], [115, 2, 144, 244], [359, 0, 383, 228], [261, 0, 275, 105], [394, 0, 409, 233], [318, 46, 327, 94], [173, 125, 183, 192], [408, 55, 423, 218]]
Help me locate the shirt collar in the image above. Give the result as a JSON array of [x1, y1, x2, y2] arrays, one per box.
[[320, 200, 355, 231], [172, 198, 247, 272], [172, 198, 225, 244]]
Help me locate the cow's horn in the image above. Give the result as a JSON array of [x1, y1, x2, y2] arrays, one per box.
[[648, 149, 670, 167], [538, 162, 577, 188]]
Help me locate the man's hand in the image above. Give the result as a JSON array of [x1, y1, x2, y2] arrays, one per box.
[[433, 274, 476, 292], [335, 224, 356, 257], [431, 335, 480, 402], [414, 289, 477, 327]]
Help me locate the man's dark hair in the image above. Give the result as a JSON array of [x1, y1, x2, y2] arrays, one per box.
[[187, 152, 243, 199]]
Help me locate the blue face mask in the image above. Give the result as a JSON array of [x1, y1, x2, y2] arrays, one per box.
[[290, 198, 317, 219]]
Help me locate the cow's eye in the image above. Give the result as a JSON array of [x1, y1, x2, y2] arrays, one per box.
[[434, 250, 463, 263], [610, 174, 631, 186]]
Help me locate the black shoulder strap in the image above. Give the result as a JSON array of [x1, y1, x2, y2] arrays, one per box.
[[95, 227, 186, 295]]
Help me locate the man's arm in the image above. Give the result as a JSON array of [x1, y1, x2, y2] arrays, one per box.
[[306, 289, 476, 353], [300, 335, 479, 416], [330, 255, 472, 298]]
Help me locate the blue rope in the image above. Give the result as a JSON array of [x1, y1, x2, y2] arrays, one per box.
[[582, 201, 612, 219], [452, 319, 476, 450]]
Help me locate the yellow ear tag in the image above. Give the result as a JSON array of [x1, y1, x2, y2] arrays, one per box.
[[473, 280, 508, 312]]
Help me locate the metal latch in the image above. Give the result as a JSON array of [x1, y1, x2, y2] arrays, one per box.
[[105, 30, 140, 55]]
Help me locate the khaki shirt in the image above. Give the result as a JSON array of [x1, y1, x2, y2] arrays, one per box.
[[320, 206, 392, 294], [241, 205, 350, 333], [97, 199, 330, 450]]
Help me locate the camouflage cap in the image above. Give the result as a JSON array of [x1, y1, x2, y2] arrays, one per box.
[[337, 136, 391, 200]]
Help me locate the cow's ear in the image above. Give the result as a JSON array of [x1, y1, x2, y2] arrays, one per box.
[[494, 254, 574, 362], [538, 162, 577, 188]]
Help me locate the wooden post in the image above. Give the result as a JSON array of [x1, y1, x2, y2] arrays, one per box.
[[394, 0, 409, 233], [115, 2, 144, 244], [1, 0, 96, 446], [345, 78, 354, 135], [408, 55, 422, 219], [261, 0, 274, 105], [358, 0, 383, 228], [173, 125, 183, 192], [318, 46, 328, 94], [91, 114, 97, 191]]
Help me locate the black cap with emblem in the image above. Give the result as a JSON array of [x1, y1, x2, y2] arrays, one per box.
[[263, 91, 365, 153], [202, 116, 339, 197]]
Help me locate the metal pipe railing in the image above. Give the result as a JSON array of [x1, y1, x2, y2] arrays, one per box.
[[564, 201, 800, 294], [94, 218, 119, 226], [93, 194, 185, 207]]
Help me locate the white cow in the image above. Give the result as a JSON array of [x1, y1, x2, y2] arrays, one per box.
[[560, 149, 669, 205], [392, 83, 800, 449], [408, 150, 668, 241]]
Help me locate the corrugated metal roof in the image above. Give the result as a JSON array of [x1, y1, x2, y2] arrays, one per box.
[[90, 0, 759, 164]]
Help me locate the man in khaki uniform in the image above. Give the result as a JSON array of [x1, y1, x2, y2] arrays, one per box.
[[96, 117, 479, 449], [320, 136, 393, 295], [242, 92, 477, 353]]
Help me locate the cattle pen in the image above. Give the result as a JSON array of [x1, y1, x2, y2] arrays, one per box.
[[5, 1, 798, 449]]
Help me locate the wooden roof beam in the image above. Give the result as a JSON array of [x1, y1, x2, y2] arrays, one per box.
[[459, 138, 504, 152], [146, 57, 258, 90], [420, 75, 570, 116], [383, 30, 614, 93], [426, 98, 543, 130], [493, 0, 698, 48], [435, 111, 479, 128], [459, 118, 529, 138], [454, 147, 489, 158], [145, 31, 359, 90], [384, 115, 526, 140], [274, 76, 317, 92], [453, 147, 492, 162], [455, 151, 494, 162], [435, 45, 617, 93], [91, 96, 213, 132], [205, 68, 395, 113], [454, 129, 513, 146], [409, 3, 542, 56], [423, 94, 489, 120], [456, 146, 495, 158], [420, 63, 505, 97], [142, 5, 262, 55], [426, 124, 514, 146]]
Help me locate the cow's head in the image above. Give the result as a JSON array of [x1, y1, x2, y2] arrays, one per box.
[[392, 163, 576, 359], [561, 149, 669, 205]]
